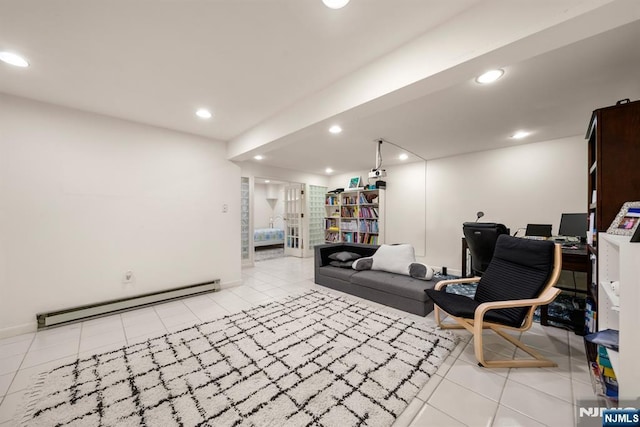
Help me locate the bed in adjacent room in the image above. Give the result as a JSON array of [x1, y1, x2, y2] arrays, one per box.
[[253, 228, 285, 247]]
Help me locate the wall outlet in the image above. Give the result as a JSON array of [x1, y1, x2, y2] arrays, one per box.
[[123, 270, 134, 284], [222, 204, 228, 213]]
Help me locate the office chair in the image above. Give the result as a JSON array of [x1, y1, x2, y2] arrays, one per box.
[[426, 235, 562, 368], [462, 222, 509, 276]]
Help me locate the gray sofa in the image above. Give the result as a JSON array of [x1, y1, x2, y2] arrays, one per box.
[[314, 242, 438, 316]]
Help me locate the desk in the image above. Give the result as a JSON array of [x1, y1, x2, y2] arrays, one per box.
[[540, 247, 589, 327], [460, 238, 589, 327]]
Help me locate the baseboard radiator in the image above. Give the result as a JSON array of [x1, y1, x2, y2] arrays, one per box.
[[36, 279, 220, 329]]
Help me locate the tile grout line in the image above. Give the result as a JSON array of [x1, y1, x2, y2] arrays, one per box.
[[77, 322, 84, 357], [118, 313, 129, 346], [567, 333, 584, 427], [1, 257, 582, 427], [0, 331, 36, 421]]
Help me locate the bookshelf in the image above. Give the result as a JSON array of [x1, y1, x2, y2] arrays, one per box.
[[584, 100, 640, 397], [595, 233, 640, 401], [324, 188, 384, 245]]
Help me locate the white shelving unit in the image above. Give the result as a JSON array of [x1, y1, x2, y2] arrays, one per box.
[[324, 188, 385, 245], [597, 232, 640, 400]]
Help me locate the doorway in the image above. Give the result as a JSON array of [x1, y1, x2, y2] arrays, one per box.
[[253, 177, 288, 261], [242, 177, 327, 264], [284, 183, 304, 258]]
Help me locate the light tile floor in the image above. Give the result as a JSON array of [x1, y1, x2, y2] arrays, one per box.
[[0, 255, 592, 426]]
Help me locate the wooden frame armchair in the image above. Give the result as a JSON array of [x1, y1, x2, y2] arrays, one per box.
[[426, 235, 562, 368]]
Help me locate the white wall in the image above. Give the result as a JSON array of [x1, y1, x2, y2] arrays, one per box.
[[253, 183, 284, 229], [330, 136, 586, 273], [426, 136, 587, 273], [0, 94, 241, 337]]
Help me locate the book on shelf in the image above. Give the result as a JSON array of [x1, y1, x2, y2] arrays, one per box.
[[325, 195, 339, 205], [340, 220, 357, 232], [359, 207, 379, 219], [341, 232, 356, 243], [585, 329, 619, 351], [325, 231, 339, 243], [358, 220, 379, 232], [340, 206, 357, 218], [341, 194, 357, 205]]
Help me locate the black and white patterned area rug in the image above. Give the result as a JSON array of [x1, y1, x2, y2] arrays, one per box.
[[18, 291, 457, 427]]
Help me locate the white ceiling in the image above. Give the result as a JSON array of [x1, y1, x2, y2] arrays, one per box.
[[264, 18, 640, 173], [2, 0, 640, 176]]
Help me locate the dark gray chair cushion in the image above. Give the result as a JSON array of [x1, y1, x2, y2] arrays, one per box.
[[424, 290, 517, 326], [426, 235, 555, 328], [473, 235, 554, 327]]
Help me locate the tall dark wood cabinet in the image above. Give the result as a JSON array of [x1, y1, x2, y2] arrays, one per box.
[[586, 99, 640, 250], [584, 98, 640, 401]]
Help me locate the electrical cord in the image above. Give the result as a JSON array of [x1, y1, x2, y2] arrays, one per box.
[[512, 227, 526, 237], [375, 138, 428, 162]]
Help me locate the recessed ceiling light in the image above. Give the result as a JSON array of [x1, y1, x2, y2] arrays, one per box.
[[329, 125, 342, 134], [323, 0, 350, 9], [264, 180, 270, 183], [475, 69, 504, 84], [195, 108, 212, 119], [325, 168, 334, 174], [254, 155, 264, 160], [399, 153, 409, 161], [0, 51, 29, 67], [511, 130, 531, 139]]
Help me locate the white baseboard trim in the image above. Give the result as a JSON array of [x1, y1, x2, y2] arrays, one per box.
[[1, 281, 242, 340], [0, 322, 37, 340], [220, 280, 242, 289], [37, 280, 220, 329]]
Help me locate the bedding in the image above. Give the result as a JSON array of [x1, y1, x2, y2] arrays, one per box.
[[254, 228, 285, 247]]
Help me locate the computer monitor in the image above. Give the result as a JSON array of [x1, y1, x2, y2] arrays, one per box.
[[559, 213, 588, 238], [525, 224, 552, 237]]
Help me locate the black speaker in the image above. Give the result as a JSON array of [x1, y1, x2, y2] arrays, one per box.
[[570, 297, 587, 335]]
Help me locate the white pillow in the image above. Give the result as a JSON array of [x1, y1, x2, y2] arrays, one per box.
[[371, 244, 416, 275]]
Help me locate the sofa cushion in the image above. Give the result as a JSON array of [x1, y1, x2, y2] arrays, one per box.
[[328, 251, 362, 262], [350, 270, 435, 302], [371, 244, 415, 275], [329, 260, 356, 268], [318, 265, 360, 281]]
